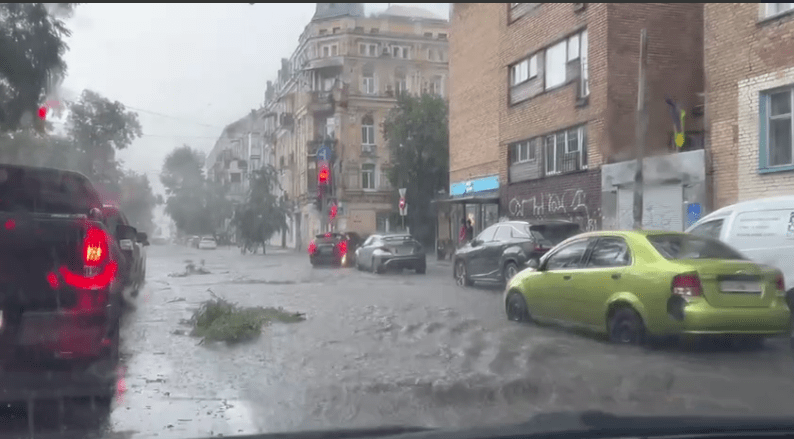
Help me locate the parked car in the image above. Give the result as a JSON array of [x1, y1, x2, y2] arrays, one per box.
[[685, 195, 794, 310], [453, 220, 582, 286], [198, 235, 217, 250], [355, 233, 426, 274], [504, 230, 791, 346], [308, 232, 349, 266], [0, 164, 124, 408], [188, 235, 200, 248], [100, 204, 148, 298]]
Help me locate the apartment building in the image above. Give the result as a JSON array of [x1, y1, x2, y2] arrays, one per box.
[[206, 112, 262, 204], [449, 3, 706, 236], [265, 3, 449, 249], [705, 3, 794, 212]]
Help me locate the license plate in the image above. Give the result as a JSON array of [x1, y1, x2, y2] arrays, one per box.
[[720, 280, 762, 293], [318, 247, 332, 254]]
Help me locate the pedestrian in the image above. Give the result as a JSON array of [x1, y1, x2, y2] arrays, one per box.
[[465, 219, 474, 242], [458, 218, 467, 247]]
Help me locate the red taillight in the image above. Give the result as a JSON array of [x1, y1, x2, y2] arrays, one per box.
[[308, 241, 317, 254], [776, 272, 786, 291], [672, 273, 702, 297], [338, 240, 347, 254], [83, 227, 109, 267]]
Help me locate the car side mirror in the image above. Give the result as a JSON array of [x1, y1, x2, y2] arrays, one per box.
[[470, 239, 480, 247], [137, 232, 149, 246], [116, 224, 137, 241]]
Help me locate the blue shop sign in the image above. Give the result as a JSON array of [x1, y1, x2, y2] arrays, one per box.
[[450, 175, 499, 197]]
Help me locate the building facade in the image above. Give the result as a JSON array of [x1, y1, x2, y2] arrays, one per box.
[[705, 3, 794, 211], [264, 3, 449, 249], [450, 3, 706, 236]]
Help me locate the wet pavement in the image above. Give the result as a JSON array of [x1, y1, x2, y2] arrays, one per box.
[[4, 243, 794, 438]]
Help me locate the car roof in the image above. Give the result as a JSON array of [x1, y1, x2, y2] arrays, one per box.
[[568, 230, 691, 240]]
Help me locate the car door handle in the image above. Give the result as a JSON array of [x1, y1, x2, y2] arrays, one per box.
[[611, 273, 621, 280], [563, 275, 572, 280]]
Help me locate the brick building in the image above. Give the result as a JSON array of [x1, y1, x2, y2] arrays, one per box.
[[449, 3, 706, 235], [705, 3, 794, 211]]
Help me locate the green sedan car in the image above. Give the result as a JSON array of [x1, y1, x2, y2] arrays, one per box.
[[504, 230, 791, 345]]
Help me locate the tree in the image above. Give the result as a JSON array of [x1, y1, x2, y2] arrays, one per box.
[[0, 129, 81, 171], [161, 145, 231, 236], [119, 171, 157, 235], [66, 89, 143, 199], [0, 3, 78, 132], [233, 165, 288, 254], [382, 93, 449, 246]]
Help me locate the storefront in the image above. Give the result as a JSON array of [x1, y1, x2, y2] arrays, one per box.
[[433, 175, 500, 259]]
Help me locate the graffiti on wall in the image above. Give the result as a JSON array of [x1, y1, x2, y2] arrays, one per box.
[[508, 189, 600, 232]]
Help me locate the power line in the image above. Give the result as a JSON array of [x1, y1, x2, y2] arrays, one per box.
[[45, 119, 220, 140], [57, 98, 226, 130]]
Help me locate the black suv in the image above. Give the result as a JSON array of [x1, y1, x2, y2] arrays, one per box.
[[452, 220, 582, 286]]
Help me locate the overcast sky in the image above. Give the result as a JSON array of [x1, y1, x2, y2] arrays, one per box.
[[59, 3, 449, 198]]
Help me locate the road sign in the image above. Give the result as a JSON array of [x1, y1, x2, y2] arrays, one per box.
[[317, 146, 331, 162], [399, 188, 406, 197]]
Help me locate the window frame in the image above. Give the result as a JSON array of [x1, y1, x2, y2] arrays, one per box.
[[545, 125, 588, 175], [510, 138, 538, 165], [583, 237, 633, 268], [359, 43, 378, 57], [541, 238, 591, 271], [510, 55, 538, 87], [362, 75, 376, 95], [760, 86, 794, 172], [361, 163, 376, 190], [763, 3, 794, 19], [361, 116, 376, 146]]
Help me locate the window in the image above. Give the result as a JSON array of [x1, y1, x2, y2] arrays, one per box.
[[476, 225, 498, 243], [586, 238, 631, 268], [392, 46, 410, 59], [361, 115, 375, 145], [688, 219, 725, 240], [510, 55, 537, 86], [363, 75, 376, 94], [544, 40, 567, 90], [428, 49, 436, 61], [567, 34, 580, 62], [545, 125, 588, 174], [361, 164, 376, 189], [510, 138, 538, 164], [321, 44, 338, 57], [646, 234, 746, 261], [395, 77, 407, 95], [359, 43, 378, 57], [428, 76, 443, 95], [438, 33, 447, 40], [580, 30, 589, 97], [765, 3, 794, 17], [494, 226, 513, 242], [762, 87, 793, 168], [545, 239, 590, 270]]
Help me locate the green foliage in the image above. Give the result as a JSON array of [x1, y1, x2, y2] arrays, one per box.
[[161, 145, 232, 236], [232, 165, 289, 249], [0, 129, 82, 171], [119, 171, 157, 234], [190, 296, 305, 344], [0, 3, 78, 132], [382, 93, 449, 245]]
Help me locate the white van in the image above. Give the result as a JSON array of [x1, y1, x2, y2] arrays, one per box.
[[685, 195, 794, 302]]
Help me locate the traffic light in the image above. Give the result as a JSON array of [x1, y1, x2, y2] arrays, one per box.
[[318, 164, 329, 185], [329, 201, 338, 220]]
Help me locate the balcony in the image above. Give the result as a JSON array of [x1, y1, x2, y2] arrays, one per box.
[[310, 91, 334, 114], [307, 138, 338, 157]]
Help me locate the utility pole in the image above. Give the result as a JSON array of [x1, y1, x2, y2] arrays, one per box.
[[633, 29, 648, 230]]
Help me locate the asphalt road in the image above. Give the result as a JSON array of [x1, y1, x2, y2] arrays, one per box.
[[3, 244, 794, 438]]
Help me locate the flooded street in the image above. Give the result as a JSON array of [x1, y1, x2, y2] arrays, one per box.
[[4, 243, 794, 438]]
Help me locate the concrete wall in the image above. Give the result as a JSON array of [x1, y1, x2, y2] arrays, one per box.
[[601, 149, 707, 231]]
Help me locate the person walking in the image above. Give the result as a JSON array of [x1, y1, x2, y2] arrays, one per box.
[[458, 218, 467, 247], [465, 219, 474, 242]]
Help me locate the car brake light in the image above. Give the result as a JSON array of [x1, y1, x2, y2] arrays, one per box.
[[672, 273, 702, 297], [338, 241, 347, 254], [83, 227, 109, 267], [308, 241, 317, 254]]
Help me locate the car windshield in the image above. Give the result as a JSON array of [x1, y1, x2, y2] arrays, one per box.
[[646, 234, 747, 260], [5, 3, 790, 438]]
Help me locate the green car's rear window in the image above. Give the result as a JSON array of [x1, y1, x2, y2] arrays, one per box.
[[646, 234, 746, 260]]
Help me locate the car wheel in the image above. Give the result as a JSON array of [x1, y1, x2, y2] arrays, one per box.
[[503, 261, 519, 283], [505, 291, 531, 322], [608, 307, 645, 345], [454, 260, 473, 287]]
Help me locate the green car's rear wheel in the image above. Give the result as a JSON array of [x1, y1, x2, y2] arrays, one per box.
[[608, 307, 645, 345]]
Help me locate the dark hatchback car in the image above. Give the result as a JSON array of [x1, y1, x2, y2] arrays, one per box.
[[355, 233, 426, 274], [453, 220, 582, 286], [309, 232, 349, 267]]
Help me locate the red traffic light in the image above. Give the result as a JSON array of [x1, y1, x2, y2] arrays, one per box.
[[318, 165, 329, 184], [399, 198, 406, 209], [329, 203, 338, 219]]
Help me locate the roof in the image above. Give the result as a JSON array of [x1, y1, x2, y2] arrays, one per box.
[[380, 5, 443, 20]]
